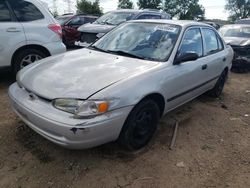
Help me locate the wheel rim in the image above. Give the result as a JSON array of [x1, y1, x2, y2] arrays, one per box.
[[132, 108, 155, 147], [20, 54, 42, 69]]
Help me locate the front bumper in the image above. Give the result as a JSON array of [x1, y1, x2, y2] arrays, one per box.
[[231, 46, 250, 70], [8, 83, 133, 149]]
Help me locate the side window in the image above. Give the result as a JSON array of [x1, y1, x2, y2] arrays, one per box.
[[179, 28, 203, 57], [9, 0, 44, 22], [70, 16, 82, 25], [84, 17, 96, 24], [202, 28, 219, 55], [137, 14, 161, 20], [0, 1, 12, 22]]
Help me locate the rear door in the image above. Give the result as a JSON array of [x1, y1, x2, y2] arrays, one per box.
[[0, 0, 25, 67], [201, 27, 226, 88], [8, 0, 59, 44]]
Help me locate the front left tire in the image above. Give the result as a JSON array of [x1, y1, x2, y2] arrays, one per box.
[[118, 99, 160, 151]]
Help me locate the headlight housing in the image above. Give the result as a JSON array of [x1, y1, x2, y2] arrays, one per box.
[[53, 98, 109, 117]]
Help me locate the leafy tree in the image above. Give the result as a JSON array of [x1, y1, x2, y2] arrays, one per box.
[[76, 0, 102, 15], [137, 0, 162, 10], [225, 0, 250, 21], [118, 0, 134, 9], [164, 0, 205, 20]]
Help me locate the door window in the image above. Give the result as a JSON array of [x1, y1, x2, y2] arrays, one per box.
[[179, 28, 203, 57], [202, 28, 219, 55], [0, 1, 11, 22], [9, 0, 44, 22]]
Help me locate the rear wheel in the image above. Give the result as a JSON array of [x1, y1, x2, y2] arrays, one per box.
[[13, 49, 47, 74], [118, 99, 160, 151], [208, 70, 227, 98]]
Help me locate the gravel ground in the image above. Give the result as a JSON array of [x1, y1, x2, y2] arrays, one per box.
[[0, 71, 249, 188]]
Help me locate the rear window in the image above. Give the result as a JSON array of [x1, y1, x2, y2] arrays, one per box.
[[9, 0, 44, 22], [0, 1, 11, 22]]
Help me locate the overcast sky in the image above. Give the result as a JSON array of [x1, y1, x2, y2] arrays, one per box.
[[43, 0, 229, 20]]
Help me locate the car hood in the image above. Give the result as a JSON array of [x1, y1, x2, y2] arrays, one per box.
[[17, 49, 159, 100], [77, 23, 115, 34], [224, 37, 250, 46]]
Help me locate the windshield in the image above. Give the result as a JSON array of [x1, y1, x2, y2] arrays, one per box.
[[220, 26, 250, 38], [92, 22, 181, 61], [56, 16, 71, 25], [94, 12, 136, 25]]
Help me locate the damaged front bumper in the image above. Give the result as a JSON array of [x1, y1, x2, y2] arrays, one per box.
[[231, 46, 250, 71], [8, 83, 133, 149]]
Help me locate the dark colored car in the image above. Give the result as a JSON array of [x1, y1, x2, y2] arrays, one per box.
[[75, 9, 171, 47], [219, 24, 250, 73], [57, 14, 98, 47], [235, 18, 250, 25]]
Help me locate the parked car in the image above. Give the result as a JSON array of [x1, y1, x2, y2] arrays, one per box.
[[9, 20, 234, 150], [235, 18, 250, 25], [75, 9, 171, 47], [0, 0, 66, 74], [219, 24, 250, 72], [57, 14, 98, 47]]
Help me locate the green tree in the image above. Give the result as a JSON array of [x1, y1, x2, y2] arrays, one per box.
[[225, 0, 250, 21], [164, 0, 205, 20], [118, 0, 134, 9], [76, 0, 102, 15], [137, 0, 162, 10]]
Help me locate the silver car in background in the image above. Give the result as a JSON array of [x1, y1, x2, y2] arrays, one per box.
[[9, 20, 234, 150]]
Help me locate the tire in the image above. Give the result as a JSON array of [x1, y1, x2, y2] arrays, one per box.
[[208, 70, 227, 98], [118, 99, 160, 151], [13, 49, 47, 74]]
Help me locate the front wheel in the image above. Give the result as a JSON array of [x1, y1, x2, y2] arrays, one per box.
[[208, 70, 227, 98], [118, 99, 160, 151]]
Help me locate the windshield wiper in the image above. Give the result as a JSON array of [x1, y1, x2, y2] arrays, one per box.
[[107, 50, 146, 60]]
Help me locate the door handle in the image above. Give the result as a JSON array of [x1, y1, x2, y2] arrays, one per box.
[[6, 27, 21, 32], [202, 64, 207, 70]]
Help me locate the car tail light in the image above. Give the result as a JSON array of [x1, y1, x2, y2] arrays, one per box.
[[48, 24, 62, 38]]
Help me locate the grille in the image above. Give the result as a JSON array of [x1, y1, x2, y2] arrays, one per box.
[[80, 32, 98, 44]]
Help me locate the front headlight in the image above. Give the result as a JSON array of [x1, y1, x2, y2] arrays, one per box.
[[53, 98, 109, 117]]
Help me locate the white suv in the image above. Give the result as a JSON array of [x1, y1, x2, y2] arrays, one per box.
[[0, 0, 66, 73]]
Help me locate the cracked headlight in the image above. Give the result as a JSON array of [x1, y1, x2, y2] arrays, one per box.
[[53, 98, 109, 117]]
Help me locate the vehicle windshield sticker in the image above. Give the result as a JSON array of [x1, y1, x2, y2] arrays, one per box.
[[155, 25, 178, 33]]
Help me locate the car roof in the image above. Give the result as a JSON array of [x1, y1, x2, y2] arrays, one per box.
[[128, 19, 212, 28]]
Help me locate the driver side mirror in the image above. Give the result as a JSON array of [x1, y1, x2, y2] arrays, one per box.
[[174, 52, 199, 65]]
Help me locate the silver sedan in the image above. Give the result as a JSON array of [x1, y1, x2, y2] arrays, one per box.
[[9, 20, 234, 150]]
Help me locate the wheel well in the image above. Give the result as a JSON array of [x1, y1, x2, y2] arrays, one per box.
[[11, 45, 51, 67], [142, 93, 165, 117], [224, 67, 229, 74]]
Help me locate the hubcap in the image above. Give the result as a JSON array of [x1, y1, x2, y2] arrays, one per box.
[[20, 54, 42, 69]]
